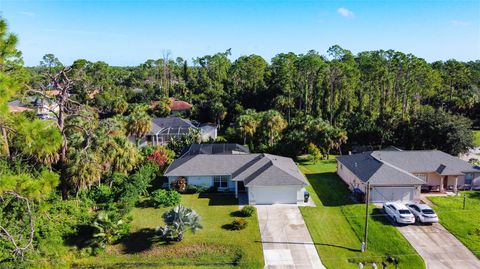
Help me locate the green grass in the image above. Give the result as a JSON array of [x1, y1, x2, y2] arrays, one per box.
[[298, 159, 425, 269], [73, 193, 264, 268], [428, 191, 480, 259], [473, 130, 480, 147]]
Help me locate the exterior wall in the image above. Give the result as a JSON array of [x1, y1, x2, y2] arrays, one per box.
[[336, 160, 366, 191], [167, 175, 236, 191], [473, 173, 480, 187]]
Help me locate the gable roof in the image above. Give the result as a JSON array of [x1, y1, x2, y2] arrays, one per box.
[[337, 150, 480, 186], [148, 117, 197, 135], [371, 150, 479, 175], [165, 153, 307, 187]]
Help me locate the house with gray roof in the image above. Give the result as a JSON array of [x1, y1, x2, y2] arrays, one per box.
[[336, 149, 480, 203], [165, 144, 308, 204], [136, 116, 217, 146]]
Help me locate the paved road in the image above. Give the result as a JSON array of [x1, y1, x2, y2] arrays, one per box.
[[256, 205, 325, 269], [397, 223, 480, 269]]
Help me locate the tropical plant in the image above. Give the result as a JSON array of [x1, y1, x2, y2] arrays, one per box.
[[240, 206, 255, 217], [171, 177, 187, 193], [90, 211, 130, 249], [156, 205, 202, 241], [150, 189, 181, 208], [307, 143, 322, 163], [231, 218, 248, 230]]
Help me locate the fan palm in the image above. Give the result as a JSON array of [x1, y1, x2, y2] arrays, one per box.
[[67, 150, 103, 190], [157, 205, 202, 241]]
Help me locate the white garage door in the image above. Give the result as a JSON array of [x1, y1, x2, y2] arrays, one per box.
[[370, 187, 415, 203], [250, 186, 298, 204]]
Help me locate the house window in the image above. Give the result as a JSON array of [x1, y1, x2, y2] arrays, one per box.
[[465, 174, 473, 184], [414, 173, 427, 182], [214, 176, 229, 188]]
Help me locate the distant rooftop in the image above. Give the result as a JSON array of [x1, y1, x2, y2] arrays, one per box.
[[181, 143, 250, 156]]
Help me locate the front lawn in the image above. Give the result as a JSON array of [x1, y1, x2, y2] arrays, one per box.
[[474, 130, 480, 147], [299, 159, 425, 269], [73, 193, 264, 268], [428, 191, 480, 259]]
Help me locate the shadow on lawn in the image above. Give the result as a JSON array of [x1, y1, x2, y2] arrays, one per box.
[[254, 240, 360, 252], [198, 193, 238, 206], [306, 172, 356, 207], [121, 228, 161, 254]]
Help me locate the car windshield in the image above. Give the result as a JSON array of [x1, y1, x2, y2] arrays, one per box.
[[422, 209, 435, 214], [399, 210, 411, 214]]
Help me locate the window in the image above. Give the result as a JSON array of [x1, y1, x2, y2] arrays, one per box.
[[465, 174, 473, 184], [414, 173, 427, 182], [214, 176, 229, 188]]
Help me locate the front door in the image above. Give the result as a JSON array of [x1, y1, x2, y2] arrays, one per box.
[[443, 176, 448, 191], [237, 181, 246, 192]]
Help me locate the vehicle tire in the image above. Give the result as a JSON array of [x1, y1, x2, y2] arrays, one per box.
[[393, 216, 398, 225]]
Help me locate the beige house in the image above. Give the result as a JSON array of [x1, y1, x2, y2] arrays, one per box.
[[337, 149, 480, 203]]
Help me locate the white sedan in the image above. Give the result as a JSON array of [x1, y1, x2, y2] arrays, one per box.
[[383, 202, 415, 224], [406, 203, 439, 224]]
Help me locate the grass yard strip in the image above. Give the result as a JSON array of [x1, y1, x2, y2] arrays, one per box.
[[428, 191, 480, 259], [73, 193, 264, 268], [474, 130, 480, 147], [299, 159, 425, 269]]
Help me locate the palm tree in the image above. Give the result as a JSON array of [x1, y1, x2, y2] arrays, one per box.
[[157, 205, 202, 242], [236, 110, 259, 145], [103, 136, 140, 174], [261, 110, 287, 147], [67, 150, 103, 190], [126, 105, 152, 139]]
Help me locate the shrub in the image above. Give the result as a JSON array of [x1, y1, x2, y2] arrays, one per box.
[[185, 184, 210, 194], [231, 218, 248, 230], [151, 189, 181, 208], [171, 177, 187, 193], [240, 206, 255, 217]]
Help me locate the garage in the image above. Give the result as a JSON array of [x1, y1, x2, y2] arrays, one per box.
[[249, 186, 299, 204], [370, 186, 415, 203]]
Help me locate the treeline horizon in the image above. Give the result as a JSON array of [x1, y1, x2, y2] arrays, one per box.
[[26, 45, 480, 157]]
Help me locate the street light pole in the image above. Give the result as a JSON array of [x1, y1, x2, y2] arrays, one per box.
[[362, 182, 370, 252]]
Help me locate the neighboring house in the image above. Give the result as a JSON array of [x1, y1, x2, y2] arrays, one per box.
[[165, 144, 308, 205], [169, 98, 192, 115], [337, 149, 480, 203], [137, 116, 218, 147], [8, 91, 60, 119]]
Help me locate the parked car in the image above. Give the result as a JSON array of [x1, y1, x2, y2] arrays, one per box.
[[406, 203, 439, 224], [383, 202, 415, 224]]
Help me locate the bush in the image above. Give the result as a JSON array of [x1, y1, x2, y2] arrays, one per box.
[[151, 189, 181, 208], [231, 218, 248, 230], [240, 206, 255, 217], [185, 184, 210, 194]]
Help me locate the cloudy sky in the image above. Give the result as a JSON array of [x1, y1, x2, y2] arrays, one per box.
[[2, 0, 479, 66]]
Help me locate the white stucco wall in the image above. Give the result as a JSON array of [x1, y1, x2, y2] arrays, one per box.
[[336, 160, 366, 191], [200, 126, 218, 141]]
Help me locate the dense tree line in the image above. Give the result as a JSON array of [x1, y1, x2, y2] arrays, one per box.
[[26, 46, 479, 156]]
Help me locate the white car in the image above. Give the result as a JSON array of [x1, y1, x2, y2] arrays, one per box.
[[383, 202, 415, 224], [406, 203, 439, 224]]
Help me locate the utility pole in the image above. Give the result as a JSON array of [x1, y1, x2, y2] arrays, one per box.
[[362, 182, 370, 252]]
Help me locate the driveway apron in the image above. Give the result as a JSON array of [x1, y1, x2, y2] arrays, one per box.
[[256, 205, 326, 269], [397, 223, 480, 269]]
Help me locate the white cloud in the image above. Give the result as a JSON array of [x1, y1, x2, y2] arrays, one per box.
[[451, 20, 470, 26], [19, 11, 35, 17], [337, 7, 354, 18]]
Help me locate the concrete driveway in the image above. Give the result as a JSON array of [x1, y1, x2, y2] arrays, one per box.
[[397, 223, 480, 269], [256, 205, 325, 269]]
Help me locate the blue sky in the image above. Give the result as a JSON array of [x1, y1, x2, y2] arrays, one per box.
[[2, 0, 479, 66]]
